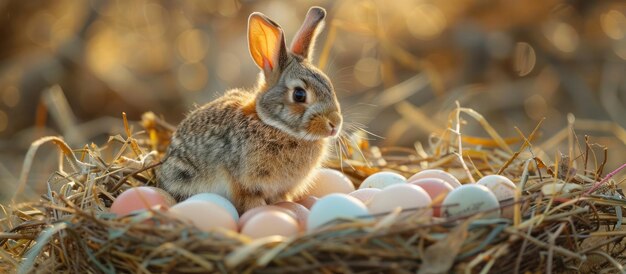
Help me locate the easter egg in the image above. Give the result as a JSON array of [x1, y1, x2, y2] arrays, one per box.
[[368, 184, 433, 218], [238, 206, 298, 229], [186, 193, 239, 221], [476, 175, 517, 218], [441, 184, 500, 219], [347, 188, 381, 204], [307, 193, 370, 231], [240, 211, 299, 239], [359, 171, 406, 189], [146, 187, 178, 206], [408, 169, 462, 188], [307, 168, 355, 197], [410, 178, 454, 217], [169, 200, 237, 232], [110, 186, 175, 216], [274, 201, 310, 230], [476, 175, 516, 201], [295, 196, 318, 209]]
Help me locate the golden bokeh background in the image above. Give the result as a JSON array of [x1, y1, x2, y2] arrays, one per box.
[[0, 0, 625, 202]]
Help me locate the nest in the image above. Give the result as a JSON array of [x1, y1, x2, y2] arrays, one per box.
[[1, 109, 625, 274]]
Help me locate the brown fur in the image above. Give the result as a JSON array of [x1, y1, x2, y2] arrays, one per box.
[[157, 7, 341, 213]]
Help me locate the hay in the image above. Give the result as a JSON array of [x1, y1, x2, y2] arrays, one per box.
[[1, 108, 626, 274]]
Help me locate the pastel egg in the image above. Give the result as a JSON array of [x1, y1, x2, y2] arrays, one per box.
[[274, 201, 310, 230], [238, 206, 297, 229], [476, 175, 516, 201], [359, 171, 406, 189], [307, 193, 370, 232], [186, 193, 239, 221], [295, 196, 318, 209], [307, 168, 355, 197], [410, 178, 454, 217], [476, 175, 517, 219], [110, 186, 176, 216], [146, 187, 178, 206], [241, 210, 300, 239], [408, 169, 462, 188], [368, 184, 433, 218], [169, 200, 237, 232], [347, 188, 381, 204], [441, 184, 500, 219]]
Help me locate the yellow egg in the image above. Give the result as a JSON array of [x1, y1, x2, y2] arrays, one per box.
[[240, 211, 299, 239]]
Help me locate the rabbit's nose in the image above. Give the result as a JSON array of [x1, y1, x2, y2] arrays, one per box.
[[326, 112, 342, 137], [328, 121, 337, 136]]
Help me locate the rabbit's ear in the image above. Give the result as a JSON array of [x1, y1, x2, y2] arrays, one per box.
[[290, 7, 326, 60], [248, 12, 288, 76]]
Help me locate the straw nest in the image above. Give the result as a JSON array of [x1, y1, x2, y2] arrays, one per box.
[[1, 108, 625, 274]]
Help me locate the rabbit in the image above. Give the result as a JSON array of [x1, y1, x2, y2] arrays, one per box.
[[157, 7, 342, 213]]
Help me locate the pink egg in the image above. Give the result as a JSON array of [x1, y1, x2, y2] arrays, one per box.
[[238, 206, 297, 229], [274, 201, 310, 230], [307, 168, 355, 197], [347, 188, 381, 204], [146, 187, 178, 205], [408, 169, 462, 188], [241, 211, 299, 239], [368, 184, 433, 218], [410, 178, 453, 217], [169, 200, 237, 232], [110, 186, 175, 216], [295, 196, 318, 209]]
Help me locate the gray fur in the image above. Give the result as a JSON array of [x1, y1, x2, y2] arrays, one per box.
[[157, 7, 341, 212]]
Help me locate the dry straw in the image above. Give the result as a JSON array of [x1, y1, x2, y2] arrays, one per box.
[[1, 108, 625, 274]]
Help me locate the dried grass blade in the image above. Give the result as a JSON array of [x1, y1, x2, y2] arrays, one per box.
[[458, 108, 514, 155], [418, 218, 471, 274], [18, 222, 68, 274], [13, 136, 87, 205], [225, 236, 286, 268]]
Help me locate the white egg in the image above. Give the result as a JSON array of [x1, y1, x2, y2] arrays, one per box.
[[307, 168, 355, 197], [359, 171, 406, 189], [307, 193, 370, 232], [348, 188, 381, 204], [476, 175, 516, 201], [368, 184, 433, 218], [186, 193, 239, 221], [408, 169, 462, 188], [442, 184, 500, 219]]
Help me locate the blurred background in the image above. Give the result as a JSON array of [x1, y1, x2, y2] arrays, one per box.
[[0, 0, 625, 203]]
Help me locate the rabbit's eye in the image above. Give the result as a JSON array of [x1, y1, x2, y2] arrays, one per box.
[[293, 87, 307, 103]]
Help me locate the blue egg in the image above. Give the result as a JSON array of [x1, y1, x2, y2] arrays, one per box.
[[307, 193, 371, 232]]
